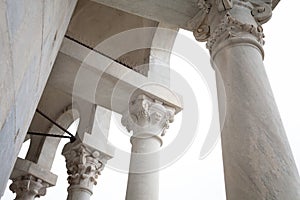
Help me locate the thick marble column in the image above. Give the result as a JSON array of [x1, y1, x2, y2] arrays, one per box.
[[62, 142, 111, 200], [194, 0, 300, 199], [121, 94, 175, 200]]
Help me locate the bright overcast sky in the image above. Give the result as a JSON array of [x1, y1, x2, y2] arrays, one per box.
[[3, 1, 300, 199]]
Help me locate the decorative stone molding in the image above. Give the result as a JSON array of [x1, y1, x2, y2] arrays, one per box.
[[250, 1, 272, 24], [192, 0, 272, 51], [9, 175, 49, 200], [216, 0, 233, 11], [194, 24, 211, 42], [9, 158, 57, 200], [63, 143, 112, 193], [197, 0, 212, 14], [191, 0, 211, 40], [206, 12, 265, 51], [121, 95, 175, 139]]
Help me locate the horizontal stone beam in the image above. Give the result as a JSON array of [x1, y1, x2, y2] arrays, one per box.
[[91, 0, 200, 30], [91, 0, 280, 31], [47, 38, 182, 114]]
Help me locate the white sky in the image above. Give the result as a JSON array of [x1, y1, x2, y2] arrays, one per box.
[[3, 1, 300, 199]]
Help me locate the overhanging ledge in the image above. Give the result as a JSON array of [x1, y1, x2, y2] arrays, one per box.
[[47, 37, 183, 114], [91, 0, 280, 31]]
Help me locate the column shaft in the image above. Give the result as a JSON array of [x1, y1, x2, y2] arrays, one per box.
[[122, 94, 175, 200], [214, 42, 300, 199], [191, 0, 300, 198], [206, 4, 300, 199], [126, 137, 161, 200], [67, 186, 92, 200]]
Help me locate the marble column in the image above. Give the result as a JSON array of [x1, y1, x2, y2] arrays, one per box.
[[194, 0, 300, 199], [62, 142, 111, 200], [121, 94, 175, 200], [9, 175, 48, 200]]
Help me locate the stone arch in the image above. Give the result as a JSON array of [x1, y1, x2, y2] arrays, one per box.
[[25, 107, 80, 171], [8, 105, 80, 198]]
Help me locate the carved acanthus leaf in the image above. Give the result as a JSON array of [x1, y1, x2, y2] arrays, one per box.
[[194, 24, 210, 42], [121, 95, 175, 137], [206, 12, 265, 51], [63, 144, 111, 190]]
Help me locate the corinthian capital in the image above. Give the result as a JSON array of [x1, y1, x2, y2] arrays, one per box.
[[192, 0, 273, 52], [9, 175, 48, 200], [62, 142, 112, 193], [250, 0, 273, 23], [121, 95, 175, 138], [206, 12, 265, 51]]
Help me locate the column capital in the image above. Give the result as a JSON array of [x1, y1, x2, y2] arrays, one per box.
[[9, 175, 48, 199], [9, 158, 57, 200], [62, 142, 112, 194], [192, 0, 272, 54], [205, 12, 265, 52], [121, 94, 175, 139]]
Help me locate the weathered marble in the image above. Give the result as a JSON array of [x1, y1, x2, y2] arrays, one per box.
[[48, 38, 182, 115], [62, 142, 112, 200], [193, 0, 300, 199], [122, 94, 175, 200], [0, 0, 78, 196], [9, 158, 57, 200], [9, 175, 48, 200], [61, 101, 114, 200], [1, 0, 293, 199]]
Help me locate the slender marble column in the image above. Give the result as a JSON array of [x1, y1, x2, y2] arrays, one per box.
[[121, 94, 175, 200], [62, 142, 111, 200], [194, 1, 300, 199], [9, 175, 48, 200]]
